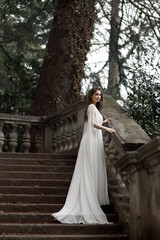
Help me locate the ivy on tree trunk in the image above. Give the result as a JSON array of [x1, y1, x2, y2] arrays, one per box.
[[32, 0, 97, 116]]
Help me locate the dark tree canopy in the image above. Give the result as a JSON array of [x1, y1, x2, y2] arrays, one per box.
[[0, 0, 54, 114]]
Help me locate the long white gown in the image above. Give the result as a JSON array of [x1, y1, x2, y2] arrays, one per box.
[[52, 104, 110, 224]]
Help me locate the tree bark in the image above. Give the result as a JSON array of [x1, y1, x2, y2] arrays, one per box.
[[107, 0, 120, 99], [32, 0, 97, 116]]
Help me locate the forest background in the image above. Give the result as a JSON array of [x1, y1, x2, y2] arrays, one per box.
[[0, 0, 159, 137]]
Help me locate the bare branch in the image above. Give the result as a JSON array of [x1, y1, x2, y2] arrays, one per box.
[[96, 60, 109, 74], [127, 0, 160, 42], [97, 0, 111, 22], [148, 0, 160, 16]]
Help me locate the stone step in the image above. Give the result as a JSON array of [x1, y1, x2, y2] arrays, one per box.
[[0, 171, 73, 180], [0, 158, 76, 166], [0, 179, 71, 187], [0, 223, 123, 235], [0, 153, 128, 239], [0, 186, 68, 195], [0, 164, 74, 172], [0, 153, 76, 160], [0, 194, 66, 204], [0, 212, 118, 224], [0, 203, 63, 213], [0, 234, 128, 240], [0, 203, 115, 214]]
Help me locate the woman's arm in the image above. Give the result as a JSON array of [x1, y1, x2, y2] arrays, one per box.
[[93, 122, 116, 133], [102, 118, 112, 124]]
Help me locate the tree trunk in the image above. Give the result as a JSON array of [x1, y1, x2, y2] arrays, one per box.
[[32, 0, 97, 116], [107, 0, 120, 99]]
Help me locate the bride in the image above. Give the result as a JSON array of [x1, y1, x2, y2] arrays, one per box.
[[52, 87, 116, 224]]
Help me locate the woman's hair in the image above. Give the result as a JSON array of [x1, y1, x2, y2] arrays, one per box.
[[84, 87, 103, 121]]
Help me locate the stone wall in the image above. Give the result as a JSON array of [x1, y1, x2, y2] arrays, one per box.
[[119, 136, 160, 240]]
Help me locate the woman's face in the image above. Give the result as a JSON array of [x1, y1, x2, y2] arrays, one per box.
[[91, 90, 102, 104]]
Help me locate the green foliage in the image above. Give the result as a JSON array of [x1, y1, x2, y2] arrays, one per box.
[[125, 70, 160, 138], [0, 0, 54, 114]]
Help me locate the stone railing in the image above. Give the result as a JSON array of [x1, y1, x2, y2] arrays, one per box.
[[118, 136, 160, 240], [43, 95, 152, 232], [101, 96, 150, 230], [0, 95, 159, 239], [0, 97, 85, 154], [0, 114, 44, 153], [42, 96, 86, 154]]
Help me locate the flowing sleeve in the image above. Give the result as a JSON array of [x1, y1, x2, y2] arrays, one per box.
[[83, 104, 97, 136], [87, 104, 97, 127]]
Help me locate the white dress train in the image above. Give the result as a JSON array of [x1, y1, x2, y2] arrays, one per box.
[[52, 104, 110, 224]]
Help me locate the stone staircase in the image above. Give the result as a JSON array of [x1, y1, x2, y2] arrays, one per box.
[[0, 153, 128, 240]]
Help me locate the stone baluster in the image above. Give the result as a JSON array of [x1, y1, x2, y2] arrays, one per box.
[[108, 139, 118, 183], [0, 122, 4, 152], [108, 138, 115, 163], [112, 146, 123, 189], [104, 133, 112, 161], [117, 150, 130, 188], [9, 123, 17, 152], [116, 169, 127, 194], [107, 158, 117, 186], [71, 114, 78, 150], [35, 126, 42, 153], [66, 117, 72, 151], [104, 133, 116, 183], [121, 170, 130, 188], [61, 119, 67, 152], [59, 121, 64, 152], [56, 122, 63, 153], [52, 124, 58, 153], [22, 124, 31, 153]]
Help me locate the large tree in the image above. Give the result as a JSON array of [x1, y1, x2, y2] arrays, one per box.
[[0, 0, 53, 114], [32, 0, 97, 116]]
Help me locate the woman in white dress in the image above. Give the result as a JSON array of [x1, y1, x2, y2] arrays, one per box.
[[52, 87, 116, 224]]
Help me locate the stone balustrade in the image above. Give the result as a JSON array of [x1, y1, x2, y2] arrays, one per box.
[[118, 136, 160, 240], [43, 96, 85, 154], [0, 113, 44, 153], [0, 95, 159, 239], [102, 95, 150, 227], [42, 95, 151, 230]]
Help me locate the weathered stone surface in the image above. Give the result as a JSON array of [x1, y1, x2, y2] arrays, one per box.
[[118, 137, 160, 240], [0, 153, 128, 240], [103, 95, 150, 146]]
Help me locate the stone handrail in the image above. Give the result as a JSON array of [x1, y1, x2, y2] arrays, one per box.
[[102, 96, 150, 227]]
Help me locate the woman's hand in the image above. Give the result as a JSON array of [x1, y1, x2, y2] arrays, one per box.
[[105, 127, 116, 134], [103, 118, 112, 124]]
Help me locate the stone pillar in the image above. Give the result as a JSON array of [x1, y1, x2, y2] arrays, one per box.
[[118, 137, 160, 240], [138, 137, 160, 240]]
